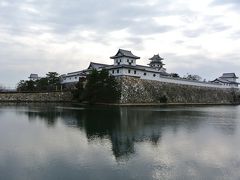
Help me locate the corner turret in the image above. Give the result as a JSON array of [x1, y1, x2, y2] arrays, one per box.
[[148, 54, 165, 71]]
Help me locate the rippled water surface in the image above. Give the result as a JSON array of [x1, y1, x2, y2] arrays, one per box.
[[0, 103, 240, 180]]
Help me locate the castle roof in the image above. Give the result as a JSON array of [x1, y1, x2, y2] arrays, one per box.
[[149, 54, 164, 61], [220, 73, 238, 79], [212, 78, 239, 84], [110, 49, 140, 59], [29, 74, 38, 78], [87, 62, 110, 70]]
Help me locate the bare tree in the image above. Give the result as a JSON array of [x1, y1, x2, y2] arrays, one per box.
[[184, 74, 202, 81]]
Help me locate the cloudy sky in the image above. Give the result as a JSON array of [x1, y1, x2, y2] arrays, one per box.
[[0, 0, 240, 87]]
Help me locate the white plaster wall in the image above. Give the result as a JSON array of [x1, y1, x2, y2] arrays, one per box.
[[109, 68, 124, 76], [114, 57, 136, 66], [62, 67, 237, 89], [61, 76, 80, 84], [112, 68, 237, 89]]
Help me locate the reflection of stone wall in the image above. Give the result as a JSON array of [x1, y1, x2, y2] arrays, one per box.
[[0, 92, 73, 102], [118, 76, 240, 104]]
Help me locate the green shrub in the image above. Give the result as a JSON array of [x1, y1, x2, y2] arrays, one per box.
[[79, 69, 121, 103]]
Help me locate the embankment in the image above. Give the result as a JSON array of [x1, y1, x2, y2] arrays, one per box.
[[118, 76, 240, 104], [1, 77, 239, 105], [0, 91, 73, 102]]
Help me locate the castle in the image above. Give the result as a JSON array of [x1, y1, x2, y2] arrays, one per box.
[[60, 49, 239, 88]]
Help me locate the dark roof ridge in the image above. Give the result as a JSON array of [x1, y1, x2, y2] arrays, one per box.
[[110, 49, 140, 59], [89, 62, 109, 66], [220, 73, 238, 78], [149, 54, 164, 61]]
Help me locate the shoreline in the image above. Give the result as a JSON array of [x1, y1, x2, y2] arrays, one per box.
[[0, 101, 239, 107]]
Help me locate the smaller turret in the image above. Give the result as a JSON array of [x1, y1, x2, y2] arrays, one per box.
[[148, 54, 165, 71]]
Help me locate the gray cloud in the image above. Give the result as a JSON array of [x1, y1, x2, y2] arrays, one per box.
[[211, 0, 240, 6], [182, 23, 231, 38], [0, 0, 240, 86], [0, 0, 185, 36], [230, 30, 240, 39], [182, 28, 205, 38], [164, 53, 240, 81]]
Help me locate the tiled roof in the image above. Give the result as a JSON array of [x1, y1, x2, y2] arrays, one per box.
[[220, 73, 238, 79], [29, 74, 38, 78], [149, 54, 164, 61], [110, 49, 140, 59], [87, 62, 110, 70], [212, 78, 239, 84]]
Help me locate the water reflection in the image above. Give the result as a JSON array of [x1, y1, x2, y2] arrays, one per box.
[[1, 103, 240, 179], [13, 104, 238, 160]]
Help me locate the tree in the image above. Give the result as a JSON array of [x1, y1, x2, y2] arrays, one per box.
[[170, 73, 180, 78], [46, 72, 60, 91], [185, 74, 202, 81], [72, 77, 86, 100], [81, 69, 121, 103], [17, 80, 36, 92], [0, 84, 4, 92], [16, 72, 61, 92], [46, 72, 59, 85], [36, 78, 49, 91]]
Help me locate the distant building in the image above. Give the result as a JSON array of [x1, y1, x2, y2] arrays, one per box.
[[212, 73, 239, 87], [29, 74, 40, 81]]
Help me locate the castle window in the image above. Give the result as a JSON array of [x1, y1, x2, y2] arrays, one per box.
[[112, 70, 114, 74], [144, 73, 147, 76], [134, 70, 136, 74], [153, 74, 156, 77], [128, 69, 131, 73], [75, 76, 77, 79], [117, 69, 119, 73]]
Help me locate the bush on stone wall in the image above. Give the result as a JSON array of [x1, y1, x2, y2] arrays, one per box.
[[158, 95, 168, 103]]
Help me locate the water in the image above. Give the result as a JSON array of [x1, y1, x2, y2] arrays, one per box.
[[0, 103, 240, 180]]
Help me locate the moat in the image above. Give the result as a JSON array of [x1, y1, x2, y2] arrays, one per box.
[[0, 103, 240, 179]]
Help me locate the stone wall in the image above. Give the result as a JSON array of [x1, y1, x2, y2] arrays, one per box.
[[118, 76, 240, 104], [0, 91, 73, 102]]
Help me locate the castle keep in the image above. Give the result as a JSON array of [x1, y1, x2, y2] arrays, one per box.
[[60, 49, 239, 88]]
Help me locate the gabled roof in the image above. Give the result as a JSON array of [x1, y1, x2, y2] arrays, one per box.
[[212, 78, 230, 83], [149, 54, 164, 61], [67, 71, 87, 76], [220, 73, 238, 79], [110, 49, 140, 59], [87, 62, 109, 70], [212, 78, 239, 84]]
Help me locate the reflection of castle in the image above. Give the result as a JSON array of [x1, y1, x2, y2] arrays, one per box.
[[21, 105, 238, 160]]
